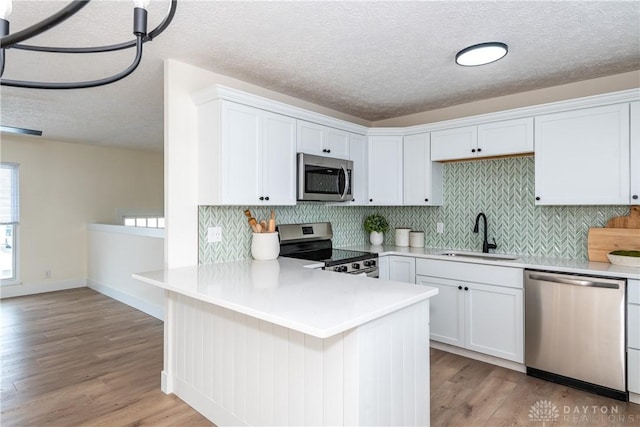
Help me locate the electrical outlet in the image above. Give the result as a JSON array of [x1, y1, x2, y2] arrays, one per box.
[[207, 226, 222, 243], [436, 223, 444, 234]]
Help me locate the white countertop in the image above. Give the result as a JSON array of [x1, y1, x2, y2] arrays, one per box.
[[346, 244, 640, 280], [133, 257, 438, 339]]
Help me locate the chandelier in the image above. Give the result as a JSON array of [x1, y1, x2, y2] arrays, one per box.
[[0, 0, 177, 89]]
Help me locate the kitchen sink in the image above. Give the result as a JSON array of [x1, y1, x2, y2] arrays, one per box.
[[437, 251, 520, 262]]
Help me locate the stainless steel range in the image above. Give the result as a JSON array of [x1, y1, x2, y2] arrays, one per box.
[[278, 222, 379, 277]]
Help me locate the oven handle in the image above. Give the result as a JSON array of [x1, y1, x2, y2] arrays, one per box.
[[340, 164, 349, 200]]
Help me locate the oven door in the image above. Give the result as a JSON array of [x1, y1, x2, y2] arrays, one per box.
[[297, 153, 352, 202]]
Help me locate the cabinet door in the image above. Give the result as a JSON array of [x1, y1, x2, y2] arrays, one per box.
[[430, 126, 477, 161], [221, 101, 261, 204], [262, 112, 296, 205], [416, 275, 464, 347], [388, 256, 415, 283], [477, 117, 533, 158], [629, 349, 640, 394], [534, 104, 630, 205], [631, 101, 640, 203], [297, 120, 325, 156], [378, 256, 389, 280], [348, 133, 368, 205], [325, 128, 350, 159], [403, 133, 443, 206], [465, 282, 523, 363], [368, 135, 403, 205]]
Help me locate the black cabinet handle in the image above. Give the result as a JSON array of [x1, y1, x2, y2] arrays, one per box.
[[327, 149, 331, 153], [633, 195, 639, 200], [535, 196, 541, 201], [352, 198, 355, 202], [425, 198, 429, 202], [471, 149, 476, 153], [369, 199, 373, 202], [477, 148, 482, 152], [259, 196, 264, 201], [265, 196, 270, 201], [458, 286, 462, 290], [464, 287, 469, 291]]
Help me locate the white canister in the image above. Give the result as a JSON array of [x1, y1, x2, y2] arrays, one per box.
[[395, 228, 411, 247], [251, 232, 280, 260], [410, 231, 425, 248]]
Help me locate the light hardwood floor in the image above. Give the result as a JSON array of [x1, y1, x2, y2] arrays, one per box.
[[2, 288, 639, 426]]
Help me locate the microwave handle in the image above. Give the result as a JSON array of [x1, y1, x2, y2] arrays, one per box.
[[340, 164, 349, 199]]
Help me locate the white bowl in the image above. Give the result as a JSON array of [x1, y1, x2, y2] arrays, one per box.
[[607, 253, 640, 267]]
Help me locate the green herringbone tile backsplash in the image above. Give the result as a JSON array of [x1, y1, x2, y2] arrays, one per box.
[[199, 156, 630, 263]]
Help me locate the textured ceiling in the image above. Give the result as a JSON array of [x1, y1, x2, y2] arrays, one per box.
[[1, 0, 639, 151]]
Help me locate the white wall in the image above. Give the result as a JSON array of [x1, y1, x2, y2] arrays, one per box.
[[0, 136, 163, 298], [87, 224, 164, 319], [373, 70, 640, 127]]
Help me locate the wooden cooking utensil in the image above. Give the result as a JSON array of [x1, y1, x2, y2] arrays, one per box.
[[244, 209, 259, 233], [260, 220, 267, 232], [267, 210, 276, 233], [606, 205, 640, 229]]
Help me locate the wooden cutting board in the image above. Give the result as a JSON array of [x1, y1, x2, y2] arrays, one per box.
[[587, 227, 640, 262], [606, 205, 640, 228]]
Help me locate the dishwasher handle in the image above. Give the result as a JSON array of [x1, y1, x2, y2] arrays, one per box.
[[527, 273, 620, 289]]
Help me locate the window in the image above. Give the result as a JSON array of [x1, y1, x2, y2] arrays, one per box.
[[1, 163, 19, 284], [123, 215, 165, 229]]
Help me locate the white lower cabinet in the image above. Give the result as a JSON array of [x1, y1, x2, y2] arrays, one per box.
[[628, 279, 640, 397], [416, 258, 524, 363], [377, 255, 415, 283], [388, 256, 415, 283]]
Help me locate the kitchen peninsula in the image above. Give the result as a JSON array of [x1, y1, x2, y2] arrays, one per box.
[[134, 257, 438, 427]]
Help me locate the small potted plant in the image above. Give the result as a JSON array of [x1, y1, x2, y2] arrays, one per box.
[[364, 213, 389, 245]]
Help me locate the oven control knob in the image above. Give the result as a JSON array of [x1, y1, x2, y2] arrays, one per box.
[[352, 263, 360, 270], [333, 266, 341, 272], [363, 260, 376, 267]]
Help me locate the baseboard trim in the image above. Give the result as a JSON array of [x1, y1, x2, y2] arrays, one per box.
[[87, 279, 164, 320], [0, 278, 86, 299], [630, 392, 640, 405], [430, 340, 526, 373]]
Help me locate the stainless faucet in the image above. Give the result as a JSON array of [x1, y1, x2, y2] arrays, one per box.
[[473, 212, 497, 253]]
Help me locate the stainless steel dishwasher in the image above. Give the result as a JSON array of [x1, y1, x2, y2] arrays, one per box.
[[525, 270, 627, 401]]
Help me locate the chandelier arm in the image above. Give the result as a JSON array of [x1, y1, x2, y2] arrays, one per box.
[[0, 1, 90, 49], [9, 0, 177, 54], [0, 37, 143, 90]]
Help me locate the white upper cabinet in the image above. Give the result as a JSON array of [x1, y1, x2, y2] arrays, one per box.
[[534, 103, 630, 205], [477, 117, 534, 157], [431, 125, 477, 161], [631, 101, 640, 203], [297, 120, 350, 159], [198, 100, 296, 206], [368, 135, 403, 205], [431, 118, 533, 161], [348, 133, 368, 205], [403, 132, 443, 206]]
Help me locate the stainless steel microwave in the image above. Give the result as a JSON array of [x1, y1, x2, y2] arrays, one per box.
[[297, 153, 353, 202]]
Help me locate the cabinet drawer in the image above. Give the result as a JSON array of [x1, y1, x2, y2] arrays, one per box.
[[629, 348, 640, 394], [629, 279, 640, 304], [416, 258, 523, 288], [629, 303, 640, 350]]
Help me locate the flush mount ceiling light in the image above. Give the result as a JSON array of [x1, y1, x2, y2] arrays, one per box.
[[0, 0, 177, 89], [455, 42, 508, 67]]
